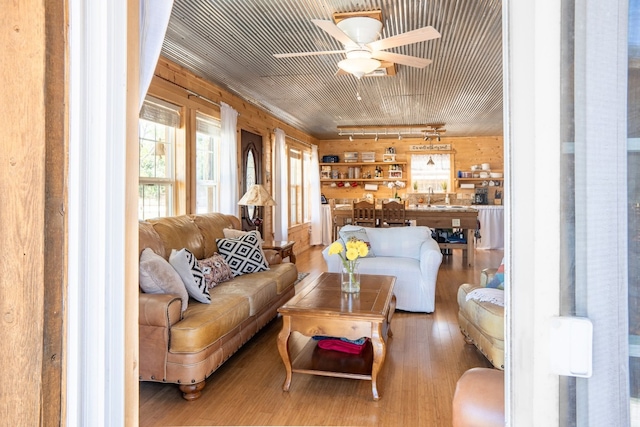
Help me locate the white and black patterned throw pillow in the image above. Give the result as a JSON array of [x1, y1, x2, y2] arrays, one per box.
[[169, 248, 210, 304], [216, 232, 270, 276]]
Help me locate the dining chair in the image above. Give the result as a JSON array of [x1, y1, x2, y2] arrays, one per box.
[[351, 199, 377, 227], [381, 200, 407, 227], [329, 199, 344, 240]]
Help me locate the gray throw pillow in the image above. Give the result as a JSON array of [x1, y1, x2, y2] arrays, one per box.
[[139, 248, 189, 312]]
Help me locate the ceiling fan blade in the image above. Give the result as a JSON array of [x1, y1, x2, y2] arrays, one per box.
[[369, 26, 441, 51], [372, 51, 432, 68], [311, 19, 357, 46], [273, 50, 346, 58]]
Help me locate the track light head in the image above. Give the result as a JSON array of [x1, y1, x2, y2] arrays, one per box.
[[398, 133, 402, 140], [374, 134, 379, 142], [349, 134, 354, 142], [437, 134, 441, 142]]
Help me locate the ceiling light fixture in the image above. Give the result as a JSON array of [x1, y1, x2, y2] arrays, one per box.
[[338, 56, 381, 79], [336, 17, 383, 44], [427, 156, 435, 166], [336, 124, 446, 139]]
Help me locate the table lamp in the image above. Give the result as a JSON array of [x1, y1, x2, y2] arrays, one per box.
[[237, 184, 276, 228]]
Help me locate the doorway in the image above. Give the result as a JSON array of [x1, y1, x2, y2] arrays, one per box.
[[240, 129, 263, 233]]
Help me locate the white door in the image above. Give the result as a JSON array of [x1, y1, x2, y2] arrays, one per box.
[[507, 0, 638, 425]]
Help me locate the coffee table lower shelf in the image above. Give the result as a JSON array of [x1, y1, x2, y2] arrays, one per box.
[[291, 339, 373, 380]]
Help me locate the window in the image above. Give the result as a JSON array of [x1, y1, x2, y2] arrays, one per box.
[[195, 113, 221, 213], [288, 145, 312, 226], [138, 97, 180, 220], [289, 148, 302, 225], [410, 153, 452, 193]]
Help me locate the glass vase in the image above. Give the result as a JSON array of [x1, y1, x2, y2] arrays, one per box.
[[341, 262, 360, 293]]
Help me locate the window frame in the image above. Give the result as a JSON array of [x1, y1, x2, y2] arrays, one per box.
[[194, 112, 222, 214], [287, 142, 312, 226], [138, 96, 181, 220]]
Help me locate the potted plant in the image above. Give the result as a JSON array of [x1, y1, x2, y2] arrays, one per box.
[[413, 181, 418, 192]]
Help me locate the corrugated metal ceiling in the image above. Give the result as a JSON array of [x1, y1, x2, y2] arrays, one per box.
[[162, 0, 503, 139]]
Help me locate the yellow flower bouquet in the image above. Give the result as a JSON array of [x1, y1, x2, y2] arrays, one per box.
[[328, 238, 369, 293]]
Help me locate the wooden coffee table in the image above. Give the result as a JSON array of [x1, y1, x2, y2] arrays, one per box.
[[277, 272, 396, 400]]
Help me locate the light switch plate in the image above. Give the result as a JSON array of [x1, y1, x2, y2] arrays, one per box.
[[549, 316, 593, 378], [452, 218, 460, 227]]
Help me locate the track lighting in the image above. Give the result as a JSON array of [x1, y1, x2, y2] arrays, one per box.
[[336, 124, 446, 139]]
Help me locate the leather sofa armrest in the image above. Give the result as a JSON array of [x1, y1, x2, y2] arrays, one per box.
[[263, 249, 282, 265], [480, 268, 498, 287], [139, 293, 182, 328]]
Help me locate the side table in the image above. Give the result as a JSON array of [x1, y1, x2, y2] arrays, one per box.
[[262, 240, 296, 264]]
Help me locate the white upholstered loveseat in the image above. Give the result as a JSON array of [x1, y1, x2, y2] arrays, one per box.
[[322, 225, 443, 312]]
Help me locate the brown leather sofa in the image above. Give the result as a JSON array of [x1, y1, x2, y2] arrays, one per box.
[[457, 268, 504, 369], [138, 213, 297, 400]]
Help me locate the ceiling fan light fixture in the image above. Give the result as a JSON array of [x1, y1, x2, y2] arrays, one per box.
[[338, 57, 381, 78], [336, 17, 383, 44]]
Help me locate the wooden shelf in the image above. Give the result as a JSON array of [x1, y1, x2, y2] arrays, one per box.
[[457, 177, 503, 181], [321, 178, 406, 182], [319, 161, 406, 166]]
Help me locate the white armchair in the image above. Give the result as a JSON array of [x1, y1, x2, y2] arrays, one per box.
[[322, 225, 443, 312]]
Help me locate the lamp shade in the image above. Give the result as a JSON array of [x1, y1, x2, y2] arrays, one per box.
[[237, 184, 276, 206]]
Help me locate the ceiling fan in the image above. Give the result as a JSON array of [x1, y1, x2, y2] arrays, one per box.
[[273, 11, 441, 79]]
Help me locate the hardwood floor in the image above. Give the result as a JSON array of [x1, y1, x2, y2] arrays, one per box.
[[139, 246, 503, 426]]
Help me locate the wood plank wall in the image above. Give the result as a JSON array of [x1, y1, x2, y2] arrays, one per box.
[[1, 1, 54, 425], [150, 58, 316, 252], [318, 136, 503, 203]]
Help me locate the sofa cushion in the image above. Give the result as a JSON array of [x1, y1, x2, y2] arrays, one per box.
[[149, 215, 205, 260], [223, 227, 265, 245], [191, 213, 240, 258], [139, 221, 165, 258], [212, 273, 278, 316], [197, 253, 234, 288], [139, 248, 189, 312], [170, 293, 250, 353], [216, 232, 269, 276], [338, 227, 375, 257], [169, 248, 210, 304], [258, 262, 299, 294]]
